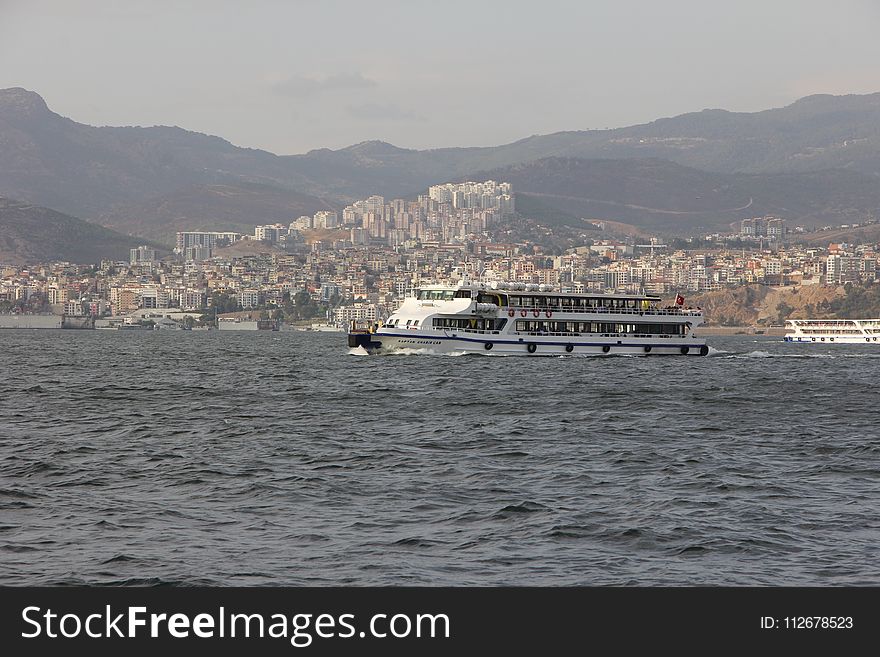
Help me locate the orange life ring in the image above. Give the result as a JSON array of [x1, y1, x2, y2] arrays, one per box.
[[507, 308, 515, 317], [520, 309, 527, 317]]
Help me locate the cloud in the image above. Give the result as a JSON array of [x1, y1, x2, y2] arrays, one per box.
[[272, 72, 376, 97], [346, 103, 424, 121]]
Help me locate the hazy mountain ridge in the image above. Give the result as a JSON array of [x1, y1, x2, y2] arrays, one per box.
[[0, 87, 319, 218], [3, 87, 880, 240], [0, 197, 158, 265], [472, 157, 880, 231], [98, 182, 334, 242]]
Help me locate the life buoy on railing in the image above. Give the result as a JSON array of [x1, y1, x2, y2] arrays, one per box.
[[520, 309, 527, 317], [532, 309, 540, 317], [507, 308, 515, 317], [545, 310, 552, 318]]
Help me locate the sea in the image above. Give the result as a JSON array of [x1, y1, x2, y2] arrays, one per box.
[[1, 330, 878, 586]]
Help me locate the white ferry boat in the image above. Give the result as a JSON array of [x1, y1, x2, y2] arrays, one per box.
[[348, 281, 708, 356], [783, 318, 880, 344]]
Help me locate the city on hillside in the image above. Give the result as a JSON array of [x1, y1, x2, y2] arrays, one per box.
[[2, 180, 879, 330]]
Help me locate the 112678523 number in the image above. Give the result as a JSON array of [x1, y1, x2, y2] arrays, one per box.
[[784, 617, 853, 629]]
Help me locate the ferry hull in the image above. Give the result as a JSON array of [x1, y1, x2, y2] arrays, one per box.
[[354, 331, 709, 356], [784, 335, 880, 344]]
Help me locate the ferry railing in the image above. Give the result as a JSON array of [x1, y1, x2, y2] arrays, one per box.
[[446, 327, 686, 338], [517, 332, 685, 338], [505, 306, 701, 317]]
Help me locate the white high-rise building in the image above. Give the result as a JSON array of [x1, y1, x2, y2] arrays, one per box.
[[313, 211, 339, 229], [130, 245, 156, 265], [291, 215, 313, 230], [428, 181, 514, 216], [255, 224, 285, 243]]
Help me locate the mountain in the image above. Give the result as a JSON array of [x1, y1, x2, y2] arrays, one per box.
[[0, 198, 159, 265], [471, 157, 880, 232], [0, 87, 320, 221], [3, 86, 880, 239], [280, 92, 880, 197], [481, 93, 880, 176], [98, 182, 333, 242]]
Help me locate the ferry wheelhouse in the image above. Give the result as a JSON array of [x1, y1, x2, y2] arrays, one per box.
[[784, 318, 880, 344], [348, 281, 708, 356]]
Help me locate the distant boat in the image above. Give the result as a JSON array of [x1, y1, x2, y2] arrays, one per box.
[[218, 317, 279, 331], [784, 318, 880, 344], [306, 322, 343, 332]]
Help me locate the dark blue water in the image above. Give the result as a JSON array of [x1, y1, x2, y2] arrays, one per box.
[[1, 330, 878, 585]]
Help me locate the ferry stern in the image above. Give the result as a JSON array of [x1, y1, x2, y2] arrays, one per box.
[[347, 321, 383, 352]]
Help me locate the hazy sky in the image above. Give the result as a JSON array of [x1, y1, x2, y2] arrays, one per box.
[[2, 0, 880, 154]]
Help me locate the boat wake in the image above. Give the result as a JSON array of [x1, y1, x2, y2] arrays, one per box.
[[722, 350, 839, 359]]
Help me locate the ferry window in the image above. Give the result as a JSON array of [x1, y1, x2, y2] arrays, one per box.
[[406, 320, 412, 326], [454, 290, 471, 299], [412, 320, 419, 326], [494, 318, 507, 331], [420, 290, 457, 300], [521, 296, 533, 306]]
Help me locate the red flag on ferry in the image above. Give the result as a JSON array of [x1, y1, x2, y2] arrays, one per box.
[[675, 294, 685, 306]]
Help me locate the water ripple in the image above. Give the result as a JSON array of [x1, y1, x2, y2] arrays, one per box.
[[0, 331, 878, 585]]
